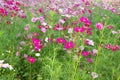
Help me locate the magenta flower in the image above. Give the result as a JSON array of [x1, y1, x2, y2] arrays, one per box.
[[105, 44, 112, 49], [39, 7, 44, 13], [57, 38, 66, 44], [96, 23, 103, 30], [82, 51, 90, 57], [112, 45, 119, 51], [74, 26, 85, 33], [79, 17, 89, 23], [32, 38, 42, 51], [64, 41, 75, 49], [27, 57, 36, 64], [85, 21, 92, 26], [88, 10, 92, 14], [0, 8, 8, 16], [86, 58, 93, 63], [107, 25, 113, 29]]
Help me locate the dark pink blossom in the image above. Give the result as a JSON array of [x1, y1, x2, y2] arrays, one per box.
[[64, 41, 75, 49], [107, 25, 113, 29], [32, 38, 42, 51], [27, 57, 36, 64], [112, 45, 119, 51], [74, 26, 85, 33], [82, 51, 90, 57], [105, 44, 112, 49], [57, 38, 66, 44]]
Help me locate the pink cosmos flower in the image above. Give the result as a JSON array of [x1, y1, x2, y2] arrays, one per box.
[[112, 45, 119, 51], [86, 58, 93, 63], [107, 25, 113, 29], [31, 17, 37, 23], [88, 10, 92, 14], [27, 57, 36, 64], [24, 27, 29, 31], [39, 7, 44, 13], [74, 26, 85, 33], [32, 38, 42, 51], [0, 8, 8, 16], [16, 52, 20, 56], [64, 41, 75, 49], [96, 23, 103, 30], [105, 44, 112, 49], [92, 49, 98, 56], [79, 17, 89, 23], [20, 41, 25, 46], [85, 21, 92, 26], [41, 27, 46, 33], [57, 38, 66, 44], [85, 39, 94, 46], [85, 1, 90, 6], [59, 19, 65, 24], [82, 51, 90, 57]]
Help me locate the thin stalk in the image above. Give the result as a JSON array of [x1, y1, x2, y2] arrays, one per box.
[[94, 26, 105, 72]]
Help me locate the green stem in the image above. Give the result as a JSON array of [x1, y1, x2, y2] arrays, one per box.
[[94, 27, 105, 72], [29, 64, 32, 80], [50, 48, 57, 80]]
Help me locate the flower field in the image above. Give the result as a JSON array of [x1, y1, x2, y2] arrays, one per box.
[[0, 0, 120, 80]]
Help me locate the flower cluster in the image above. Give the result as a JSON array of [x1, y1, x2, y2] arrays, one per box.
[[32, 38, 42, 52], [105, 44, 119, 51]]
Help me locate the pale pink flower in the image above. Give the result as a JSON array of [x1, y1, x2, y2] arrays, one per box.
[[96, 23, 103, 30], [68, 28, 73, 33], [31, 17, 37, 23], [41, 27, 46, 33]]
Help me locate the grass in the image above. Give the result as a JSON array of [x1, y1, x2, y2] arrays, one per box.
[[0, 6, 120, 80]]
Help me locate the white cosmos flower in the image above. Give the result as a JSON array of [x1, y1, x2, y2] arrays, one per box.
[[86, 39, 94, 46], [91, 72, 98, 79], [45, 37, 48, 42], [112, 30, 118, 34], [35, 53, 40, 57]]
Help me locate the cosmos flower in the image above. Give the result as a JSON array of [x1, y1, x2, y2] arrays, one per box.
[[27, 57, 36, 64], [85, 39, 94, 46], [74, 26, 85, 33], [57, 38, 66, 44], [105, 44, 112, 49], [96, 23, 103, 30], [32, 38, 42, 51], [31, 17, 38, 23], [112, 45, 119, 51], [91, 72, 98, 79], [41, 27, 46, 33], [64, 41, 75, 49], [86, 58, 93, 63], [82, 51, 90, 57]]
